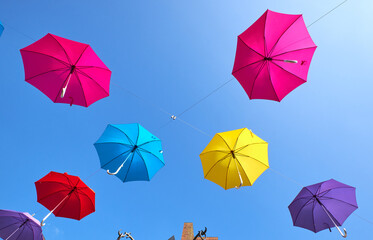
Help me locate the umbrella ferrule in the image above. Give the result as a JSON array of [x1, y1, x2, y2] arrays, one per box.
[[70, 65, 76, 74], [264, 57, 272, 61], [131, 145, 138, 152], [231, 151, 236, 159]]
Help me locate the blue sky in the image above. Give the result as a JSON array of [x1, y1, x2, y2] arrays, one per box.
[[0, 0, 373, 239]]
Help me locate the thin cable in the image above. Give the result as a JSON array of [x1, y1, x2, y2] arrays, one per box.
[[268, 168, 304, 188], [353, 213, 373, 226], [177, 117, 211, 137], [111, 82, 173, 117], [1, 21, 36, 41], [307, 0, 348, 28], [177, 78, 235, 118]]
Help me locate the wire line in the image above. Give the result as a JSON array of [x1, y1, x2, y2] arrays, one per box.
[[307, 0, 348, 28]]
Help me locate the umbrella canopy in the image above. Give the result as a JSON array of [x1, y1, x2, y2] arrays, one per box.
[[94, 123, 165, 182], [199, 128, 268, 190], [20, 33, 111, 107], [232, 10, 317, 101], [0, 210, 44, 240], [0, 21, 4, 37], [35, 171, 95, 225], [288, 179, 358, 237]]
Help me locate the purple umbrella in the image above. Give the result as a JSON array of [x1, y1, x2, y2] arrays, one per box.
[[0, 210, 44, 240], [288, 179, 358, 238]]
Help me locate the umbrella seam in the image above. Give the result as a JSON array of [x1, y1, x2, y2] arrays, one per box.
[[235, 142, 268, 153], [74, 45, 89, 66], [20, 50, 70, 66], [73, 71, 88, 107], [264, 10, 268, 57], [110, 125, 135, 146], [319, 197, 358, 209], [138, 139, 161, 147], [270, 61, 307, 82], [267, 62, 280, 101], [293, 199, 314, 227], [37, 189, 71, 203], [268, 15, 302, 57], [122, 153, 136, 182], [101, 149, 132, 169], [75, 69, 110, 96], [318, 186, 355, 195], [235, 158, 252, 186], [234, 153, 269, 167], [25, 67, 70, 82], [138, 148, 165, 164], [94, 142, 133, 148], [249, 61, 267, 99], [136, 150, 152, 181], [136, 124, 140, 145], [75, 65, 111, 72], [232, 59, 264, 75], [271, 46, 317, 59], [204, 153, 231, 178], [49, 34, 73, 65], [216, 134, 233, 151], [75, 188, 95, 215], [224, 156, 233, 190], [232, 128, 245, 151], [312, 200, 317, 232]]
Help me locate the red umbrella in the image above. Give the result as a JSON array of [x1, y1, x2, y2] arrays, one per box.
[[20, 33, 111, 107], [232, 10, 317, 101], [35, 171, 95, 225]]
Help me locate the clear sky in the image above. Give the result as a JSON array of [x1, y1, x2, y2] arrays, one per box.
[[0, 0, 372, 239]]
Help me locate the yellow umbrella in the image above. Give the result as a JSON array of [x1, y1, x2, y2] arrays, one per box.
[[199, 128, 268, 190]]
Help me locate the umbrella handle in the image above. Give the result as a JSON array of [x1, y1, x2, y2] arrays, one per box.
[[107, 152, 133, 175], [41, 191, 72, 226], [320, 203, 347, 238], [283, 60, 298, 63], [233, 157, 244, 189], [60, 69, 74, 98]]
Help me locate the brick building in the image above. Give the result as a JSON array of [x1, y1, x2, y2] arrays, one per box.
[[180, 222, 218, 240]]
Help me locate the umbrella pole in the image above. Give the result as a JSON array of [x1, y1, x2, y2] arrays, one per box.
[[5, 219, 29, 240], [107, 151, 133, 175], [61, 66, 76, 98], [233, 154, 243, 189], [41, 189, 74, 226], [319, 202, 347, 238]]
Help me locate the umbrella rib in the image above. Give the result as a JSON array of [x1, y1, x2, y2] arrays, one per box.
[[76, 65, 111, 72], [74, 190, 82, 220], [25, 67, 70, 82], [138, 139, 160, 147], [232, 59, 264, 75], [235, 158, 252, 186], [136, 151, 151, 181], [135, 124, 140, 145], [138, 148, 165, 164], [37, 189, 71, 203], [249, 61, 267, 99], [101, 149, 132, 168], [204, 153, 231, 178], [293, 199, 315, 226], [20, 50, 70, 66], [289, 195, 314, 205], [312, 201, 317, 233], [74, 71, 88, 107], [237, 36, 265, 58], [76, 69, 110, 95], [216, 134, 232, 150], [267, 62, 280, 101], [318, 186, 355, 195], [268, 16, 302, 56], [225, 156, 233, 190], [264, 11, 269, 56], [122, 153, 136, 182], [94, 142, 133, 148], [49, 34, 73, 65], [235, 142, 267, 153], [234, 153, 269, 167], [0, 221, 19, 231], [74, 45, 89, 66], [271, 61, 306, 82], [110, 125, 135, 146], [200, 150, 230, 156], [320, 197, 358, 208], [76, 189, 95, 213], [36, 180, 71, 189], [271, 46, 316, 58], [232, 129, 245, 151], [14, 223, 26, 240]]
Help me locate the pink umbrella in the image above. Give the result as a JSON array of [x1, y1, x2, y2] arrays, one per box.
[[20, 33, 111, 107], [232, 10, 317, 102]]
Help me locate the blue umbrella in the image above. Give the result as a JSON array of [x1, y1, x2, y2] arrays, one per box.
[[0, 21, 4, 37], [94, 123, 165, 182]]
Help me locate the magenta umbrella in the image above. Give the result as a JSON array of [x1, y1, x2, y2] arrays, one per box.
[[20, 33, 111, 107], [232, 10, 317, 102]]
